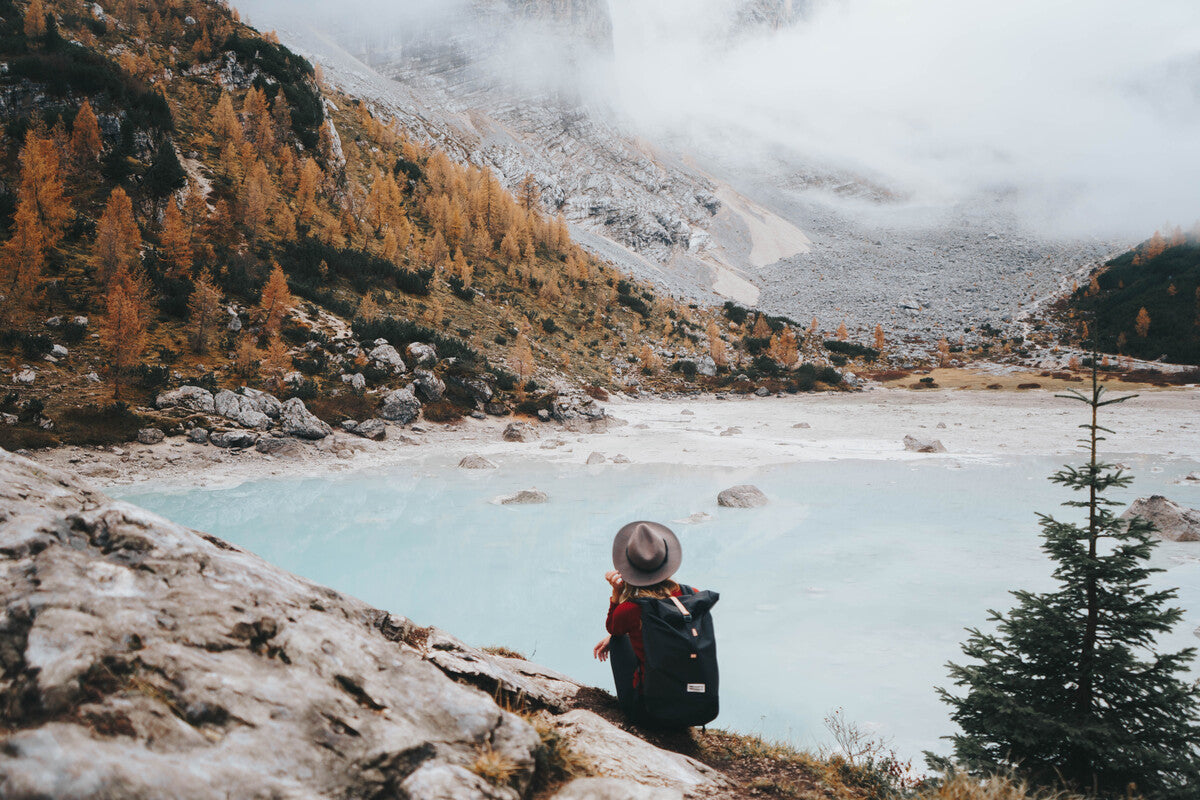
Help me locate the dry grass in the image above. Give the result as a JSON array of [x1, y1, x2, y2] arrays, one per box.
[[482, 645, 527, 660], [525, 714, 593, 799], [471, 745, 520, 787]]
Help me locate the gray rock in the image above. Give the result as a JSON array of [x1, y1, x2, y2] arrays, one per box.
[[136, 428, 165, 445], [85, 372, 101, 384], [279, 398, 332, 440], [406, 342, 438, 366], [586, 452, 606, 465], [380, 388, 421, 423], [368, 343, 407, 374], [210, 430, 259, 449], [1120, 496, 1200, 542], [186, 428, 209, 444], [551, 393, 605, 423], [498, 489, 549, 505], [550, 710, 728, 792], [696, 355, 718, 377], [719, 427, 741, 437], [241, 388, 283, 419], [903, 435, 946, 453], [485, 402, 511, 417], [72, 315, 89, 327], [0, 451, 543, 800], [459, 455, 498, 469], [413, 369, 446, 402], [2, 413, 17, 425], [613, 454, 631, 464], [717, 484, 768, 508], [792, 422, 811, 429], [353, 419, 387, 441], [341, 372, 367, 391], [552, 778, 684, 800], [254, 436, 304, 457], [44, 315, 62, 327], [51, 344, 69, 358], [13, 369, 36, 385], [754, 387, 770, 397], [341, 420, 359, 432], [212, 390, 272, 430], [503, 421, 540, 442]]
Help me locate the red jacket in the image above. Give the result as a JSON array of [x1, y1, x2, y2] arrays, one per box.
[[606, 586, 686, 686]]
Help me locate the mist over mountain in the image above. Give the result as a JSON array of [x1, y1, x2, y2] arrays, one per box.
[[239, 0, 1200, 335]]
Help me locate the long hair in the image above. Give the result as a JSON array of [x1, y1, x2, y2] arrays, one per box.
[[617, 578, 680, 606]]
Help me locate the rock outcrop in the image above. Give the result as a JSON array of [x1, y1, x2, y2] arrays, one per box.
[[1121, 496, 1200, 543], [0, 450, 735, 799]]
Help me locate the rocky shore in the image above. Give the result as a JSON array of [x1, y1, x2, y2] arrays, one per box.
[[0, 449, 729, 799]]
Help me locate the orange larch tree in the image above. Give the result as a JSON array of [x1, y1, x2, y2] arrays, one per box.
[[257, 262, 294, 334], [70, 100, 103, 165], [187, 269, 223, 353], [18, 131, 72, 252], [212, 92, 243, 144], [0, 200, 45, 322], [160, 196, 193, 278], [1135, 307, 1151, 338], [92, 187, 142, 283], [101, 266, 148, 399]]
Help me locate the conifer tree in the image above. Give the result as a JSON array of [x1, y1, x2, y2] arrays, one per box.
[[18, 131, 72, 252], [510, 330, 535, 382], [939, 367, 1200, 798], [873, 324, 886, 352], [101, 267, 147, 399], [143, 139, 187, 198], [187, 269, 222, 353], [24, 0, 46, 37], [212, 92, 242, 143], [160, 197, 193, 278], [356, 293, 380, 323], [260, 333, 292, 388], [70, 100, 103, 164], [835, 321, 848, 341], [0, 200, 45, 322], [92, 187, 142, 283], [257, 262, 293, 334], [706, 320, 728, 368], [1135, 307, 1151, 338]]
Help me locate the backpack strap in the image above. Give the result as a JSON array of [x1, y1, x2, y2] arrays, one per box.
[[668, 594, 691, 619]]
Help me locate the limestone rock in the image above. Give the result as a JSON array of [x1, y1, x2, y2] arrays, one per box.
[[586, 452, 606, 465], [719, 427, 741, 437], [0, 450, 542, 800], [754, 387, 770, 397], [369, 343, 407, 374], [13, 369, 36, 385], [551, 710, 728, 791], [214, 390, 271, 430], [1120, 496, 1200, 542], [380, 388, 421, 424], [241, 388, 283, 419], [497, 489, 549, 505], [186, 428, 209, 444], [136, 428, 165, 445], [695, 356, 717, 377], [613, 454, 631, 464], [342, 372, 367, 391], [279, 398, 332, 440], [717, 484, 768, 508], [459, 455, 498, 469], [551, 394, 605, 423], [406, 342, 438, 366], [255, 436, 304, 457], [413, 370, 446, 402], [210, 430, 258, 449], [353, 419, 387, 441], [156, 386, 216, 414], [503, 421, 540, 442], [551, 778, 684, 800], [903, 435, 946, 453]]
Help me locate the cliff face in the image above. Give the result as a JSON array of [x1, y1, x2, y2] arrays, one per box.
[[0, 449, 728, 799], [507, 0, 614, 44]]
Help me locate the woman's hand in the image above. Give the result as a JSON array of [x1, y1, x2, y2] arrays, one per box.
[[593, 634, 611, 662], [605, 570, 624, 601]]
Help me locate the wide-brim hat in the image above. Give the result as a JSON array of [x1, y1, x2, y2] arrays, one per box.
[[612, 521, 682, 587]]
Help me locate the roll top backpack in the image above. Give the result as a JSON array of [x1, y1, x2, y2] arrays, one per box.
[[633, 585, 720, 727]]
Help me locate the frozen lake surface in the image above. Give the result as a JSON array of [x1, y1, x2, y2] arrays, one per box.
[[113, 454, 1200, 761]]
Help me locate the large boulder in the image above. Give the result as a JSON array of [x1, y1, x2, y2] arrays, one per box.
[[241, 387, 283, 419], [214, 390, 271, 430], [254, 436, 304, 457], [0, 450, 543, 800], [1121, 496, 1200, 542], [413, 370, 446, 402], [551, 778, 683, 800], [551, 393, 605, 423], [368, 343, 407, 374], [903, 435, 946, 454], [210, 429, 259, 449], [497, 489, 549, 505], [717, 485, 768, 508], [353, 418, 387, 441], [155, 386, 215, 414], [279, 398, 332, 440], [379, 388, 421, 424], [503, 421, 540, 443], [136, 428, 165, 445], [406, 342, 438, 366]]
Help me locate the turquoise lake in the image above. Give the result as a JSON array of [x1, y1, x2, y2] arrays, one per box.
[[112, 454, 1200, 762]]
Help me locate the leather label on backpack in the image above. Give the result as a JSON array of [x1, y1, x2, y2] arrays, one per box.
[[686, 683, 706, 693]]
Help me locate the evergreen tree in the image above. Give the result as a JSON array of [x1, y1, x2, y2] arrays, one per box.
[[143, 139, 188, 198], [938, 366, 1200, 799]]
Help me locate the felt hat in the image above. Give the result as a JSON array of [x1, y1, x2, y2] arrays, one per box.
[[612, 521, 682, 587]]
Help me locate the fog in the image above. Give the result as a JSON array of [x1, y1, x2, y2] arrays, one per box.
[[242, 0, 1200, 238]]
